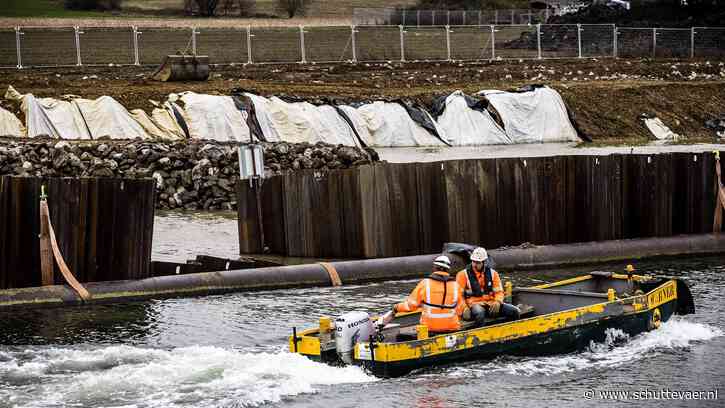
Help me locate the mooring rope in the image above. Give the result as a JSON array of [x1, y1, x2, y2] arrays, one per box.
[[715, 151, 725, 233], [319, 262, 342, 287], [40, 195, 91, 301]]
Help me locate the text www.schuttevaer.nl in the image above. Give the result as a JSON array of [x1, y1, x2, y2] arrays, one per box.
[[584, 388, 719, 401]]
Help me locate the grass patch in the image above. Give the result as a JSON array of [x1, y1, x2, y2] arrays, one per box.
[[0, 0, 109, 17]]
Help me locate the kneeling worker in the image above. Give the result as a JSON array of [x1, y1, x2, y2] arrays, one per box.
[[392, 255, 465, 333], [456, 247, 520, 327]]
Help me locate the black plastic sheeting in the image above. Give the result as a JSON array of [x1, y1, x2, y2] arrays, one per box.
[[429, 93, 490, 120], [705, 115, 725, 138], [395, 100, 451, 146], [170, 103, 191, 139], [429, 92, 507, 131], [230, 89, 267, 143]]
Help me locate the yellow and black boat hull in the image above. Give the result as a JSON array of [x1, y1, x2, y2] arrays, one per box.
[[290, 273, 694, 378]]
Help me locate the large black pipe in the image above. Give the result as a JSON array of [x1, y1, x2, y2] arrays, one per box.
[[1, 233, 724, 310]]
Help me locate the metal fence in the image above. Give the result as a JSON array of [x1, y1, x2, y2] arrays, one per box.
[[352, 8, 552, 26], [2, 24, 724, 69]]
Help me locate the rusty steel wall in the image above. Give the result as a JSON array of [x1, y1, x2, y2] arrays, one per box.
[[238, 153, 722, 258]]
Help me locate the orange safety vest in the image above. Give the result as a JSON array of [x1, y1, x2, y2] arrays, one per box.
[[456, 266, 504, 306], [395, 271, 464, 332]]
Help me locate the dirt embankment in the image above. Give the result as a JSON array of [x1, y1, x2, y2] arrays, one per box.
[[2, 58, 725, 142]]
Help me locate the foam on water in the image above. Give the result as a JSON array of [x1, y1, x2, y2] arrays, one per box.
[[0, 345, 375, 408], [449, 317, 723, 378]]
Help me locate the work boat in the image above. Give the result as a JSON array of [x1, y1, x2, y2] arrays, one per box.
[[290, 271, 695, 378]]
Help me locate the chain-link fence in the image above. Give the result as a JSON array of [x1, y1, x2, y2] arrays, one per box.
[[694, 27, 725, 58], [1, 24, 724, 69], [195, 28, 248, 65], [353, 8, 550, 26]]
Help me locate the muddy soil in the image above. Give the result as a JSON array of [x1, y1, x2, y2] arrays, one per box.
[[2, 58, 725, 142]]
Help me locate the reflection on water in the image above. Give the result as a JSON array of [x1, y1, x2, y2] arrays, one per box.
[[153, 210, 239, 262]]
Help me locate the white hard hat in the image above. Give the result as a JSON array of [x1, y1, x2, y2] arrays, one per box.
[[470, 247, 488, 262], [433, 255, 451, 270]]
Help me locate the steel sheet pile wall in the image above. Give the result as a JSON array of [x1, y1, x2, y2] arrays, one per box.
[[238, 153, 721, 258], [0, 177, 155, 289]]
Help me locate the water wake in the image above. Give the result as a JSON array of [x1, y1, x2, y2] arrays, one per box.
[[449, 317, 722, 377], [0, 345, 374, 408]]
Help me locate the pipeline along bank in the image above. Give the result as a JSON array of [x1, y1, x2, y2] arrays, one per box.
[[1, 233, 723, 310]]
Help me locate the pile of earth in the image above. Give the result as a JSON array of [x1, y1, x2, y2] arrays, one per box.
[[548, 4, 725, 27]]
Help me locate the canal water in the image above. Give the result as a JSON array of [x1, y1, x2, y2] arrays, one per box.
[[0, 213, 723, 407]]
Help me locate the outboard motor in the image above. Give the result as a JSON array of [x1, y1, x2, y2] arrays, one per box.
[[335, 311, 374, 364]]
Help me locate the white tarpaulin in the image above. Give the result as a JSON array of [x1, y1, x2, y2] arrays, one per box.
[[349, 101, 445, 147], [5, 86, 90, 139], [436, 91, 512, 146], [0, 106, 24, 137], [480, 87, 579, 143], [151, 102, 188, 140], [5, 86, 148, 140], [131, 109, 181, 141], [178, 92, 251, 142], [643, 117, 680, 140], [3, 85, 580, 146], [337, 105, 374, 146], [73, 96, 148, 140], [266, 97, 360, 147]]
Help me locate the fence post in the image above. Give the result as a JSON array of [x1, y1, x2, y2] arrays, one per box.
[[447, 10, 451, 26], [491, 25, 496, 60], [537, 23, 542, 59], [445, 25, 451, 61], [613, 25, 618, 58], [577, 23, 582, 58], [299, 25, 306, 63], [478, 10, 482, 25], [133, 26, 140, 66], [74, 26, 82, 66], [15, 26, 22, 69], [511, 9, 514, 25], [246, 26, 252, 64], [652, 27, 657, 58], [690, 27, 695, 59], [495, 10, 498, 25], [191, 27, 197, 55], [417, 10, 420, 27], [351, 25, 357, 62], [402, 9, 406, 26], [462, 10, 466, 25], [399, 25, 405, 62]]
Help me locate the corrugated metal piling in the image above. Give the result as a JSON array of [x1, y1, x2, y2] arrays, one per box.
[[0, 177, 155, 289], [238, 152, 723, 258]]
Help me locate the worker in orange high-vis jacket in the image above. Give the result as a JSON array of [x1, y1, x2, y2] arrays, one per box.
[[456, 247, 520, 327], [392, 255, 465, 333]]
